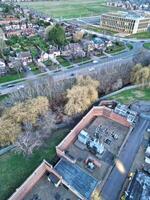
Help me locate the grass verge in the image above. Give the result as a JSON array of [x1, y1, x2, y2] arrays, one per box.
[[109, 87, 150, 104], [0, 128, 70, 200]]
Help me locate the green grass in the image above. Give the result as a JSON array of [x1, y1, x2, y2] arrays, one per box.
[[109, 88, 150, 104], [0, 73, 24, 84], [144, 43, 150, 49], [127, 43, 133, 50], [29, 63, 41, 74], [0, 94, 8, 102], [73, 56, 91, 64], [105, 42, 126, 54], [0, 128, 70, 200], [19, 0, 121, 19], [84, 25, 118, 35], [57, 56, 71, 67], [128, 31, 150, 39]]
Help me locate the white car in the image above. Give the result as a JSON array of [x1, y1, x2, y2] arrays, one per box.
[[92, 60, 98, 64], [89, 67, 95, 72], [17, 85, 24, 90]]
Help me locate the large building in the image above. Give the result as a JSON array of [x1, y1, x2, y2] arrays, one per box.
[[101, 11, 150, 34], [8, 103, 136, 200]]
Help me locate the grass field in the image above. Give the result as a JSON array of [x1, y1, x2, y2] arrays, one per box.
[[19, 0, 120, 18], [0, 73, 24, 84], [109, 88, 150, 104], [0, 128, 70, 200], [144, 43, 150, 49], [128, 31, 150, 39]]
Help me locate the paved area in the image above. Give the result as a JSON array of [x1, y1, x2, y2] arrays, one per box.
[[24, 175, 77, 200], [101, 118, 149, 200], [66, 116, 129, 182], [86, 116, 129, 155]]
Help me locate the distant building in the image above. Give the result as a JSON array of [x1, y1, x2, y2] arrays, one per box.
[[126, 171, 150, 200], [101, 11, 150, 34]]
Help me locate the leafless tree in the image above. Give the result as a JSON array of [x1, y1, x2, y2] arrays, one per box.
[[16, 122, 42, 156]]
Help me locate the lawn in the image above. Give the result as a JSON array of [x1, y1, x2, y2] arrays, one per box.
[[0, 73, 24, 84], [29, 63, 41, 74], [73, 56, 91, 64], [57, 56, 71, 67], [84, 25, 118, 35], [0, 94, 8, 102], [109, 88, 150, 104], [144, 43, 150, 50], [0, 128, 70, 200], [105, 42, 126, 54], [19, 0, 121, 19], [128, 31, 150, 39]]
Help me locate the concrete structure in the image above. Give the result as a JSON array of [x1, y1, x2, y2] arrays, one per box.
[[8, 105, 135, 200], [101, 11, 150, 34]]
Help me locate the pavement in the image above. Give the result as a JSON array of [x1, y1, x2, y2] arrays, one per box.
[[101, 117, 149, 200]]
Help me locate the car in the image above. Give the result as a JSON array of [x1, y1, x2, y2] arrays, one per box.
[[92, 60, 98, 64], [6, 84, 14, 88], [70, 73, 75, 76], [147, 128, 150, 133], [17, 85, 24, 90], [89, 67, 95, 72]]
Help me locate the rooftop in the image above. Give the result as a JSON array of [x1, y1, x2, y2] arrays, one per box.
[[102, 11, 150, 20], [127, 171, 150, 200], [54, 158, 99, 200]]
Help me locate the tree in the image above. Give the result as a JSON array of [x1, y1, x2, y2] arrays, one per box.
[[73, 30, 84, 42], [44, 25, 54, 40], [0, 28, 7, 63], [0, 118, 21, 147], [131, 64, 150, 85], [47, 24, 66, 46], [5, 96, 49, 124], [65, 76, 99, 116], [15, 122, 42, 156]]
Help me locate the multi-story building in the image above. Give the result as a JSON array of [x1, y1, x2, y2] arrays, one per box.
[[101, 11, 150, 34]]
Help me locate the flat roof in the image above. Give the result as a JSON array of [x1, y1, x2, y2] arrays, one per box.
[[127, 171, 150, 200], [54, 158, 99, 200], [102, 11, 149, 20]]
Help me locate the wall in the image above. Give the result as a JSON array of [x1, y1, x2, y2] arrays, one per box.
[[8, 160, 61, 200], [56, 106, 131, 159]]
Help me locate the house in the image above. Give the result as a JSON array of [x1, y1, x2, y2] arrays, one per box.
[[81, 39, 95, 52], [0, 59, 7, 76], [17, 51, 32, 66], [61, 43, 85, 58]]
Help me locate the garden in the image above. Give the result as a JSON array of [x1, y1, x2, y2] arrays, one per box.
[[105, 41, 126, 54]]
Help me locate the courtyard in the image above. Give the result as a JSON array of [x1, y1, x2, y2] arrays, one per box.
[[66, 115, 129, 182], [25, 175, 77, 200]]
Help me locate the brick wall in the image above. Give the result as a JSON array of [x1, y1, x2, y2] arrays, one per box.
[[8, 161, 61, 200], [57, 106, 131, 157]]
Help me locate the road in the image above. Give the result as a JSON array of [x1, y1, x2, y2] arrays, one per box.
[[0, 33, 148, 95], [101, 117, 149, 200]]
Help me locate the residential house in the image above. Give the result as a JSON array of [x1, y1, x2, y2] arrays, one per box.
[[0, 59, 7, 76], [17, 51, 32, 66], [61, 43, 85, 58]]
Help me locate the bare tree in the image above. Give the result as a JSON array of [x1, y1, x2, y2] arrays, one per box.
[[16, 122, 42, 156]]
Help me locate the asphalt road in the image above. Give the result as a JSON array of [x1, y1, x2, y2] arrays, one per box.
[[0, 40, 147, 95], [101, 118, 149, 200]]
